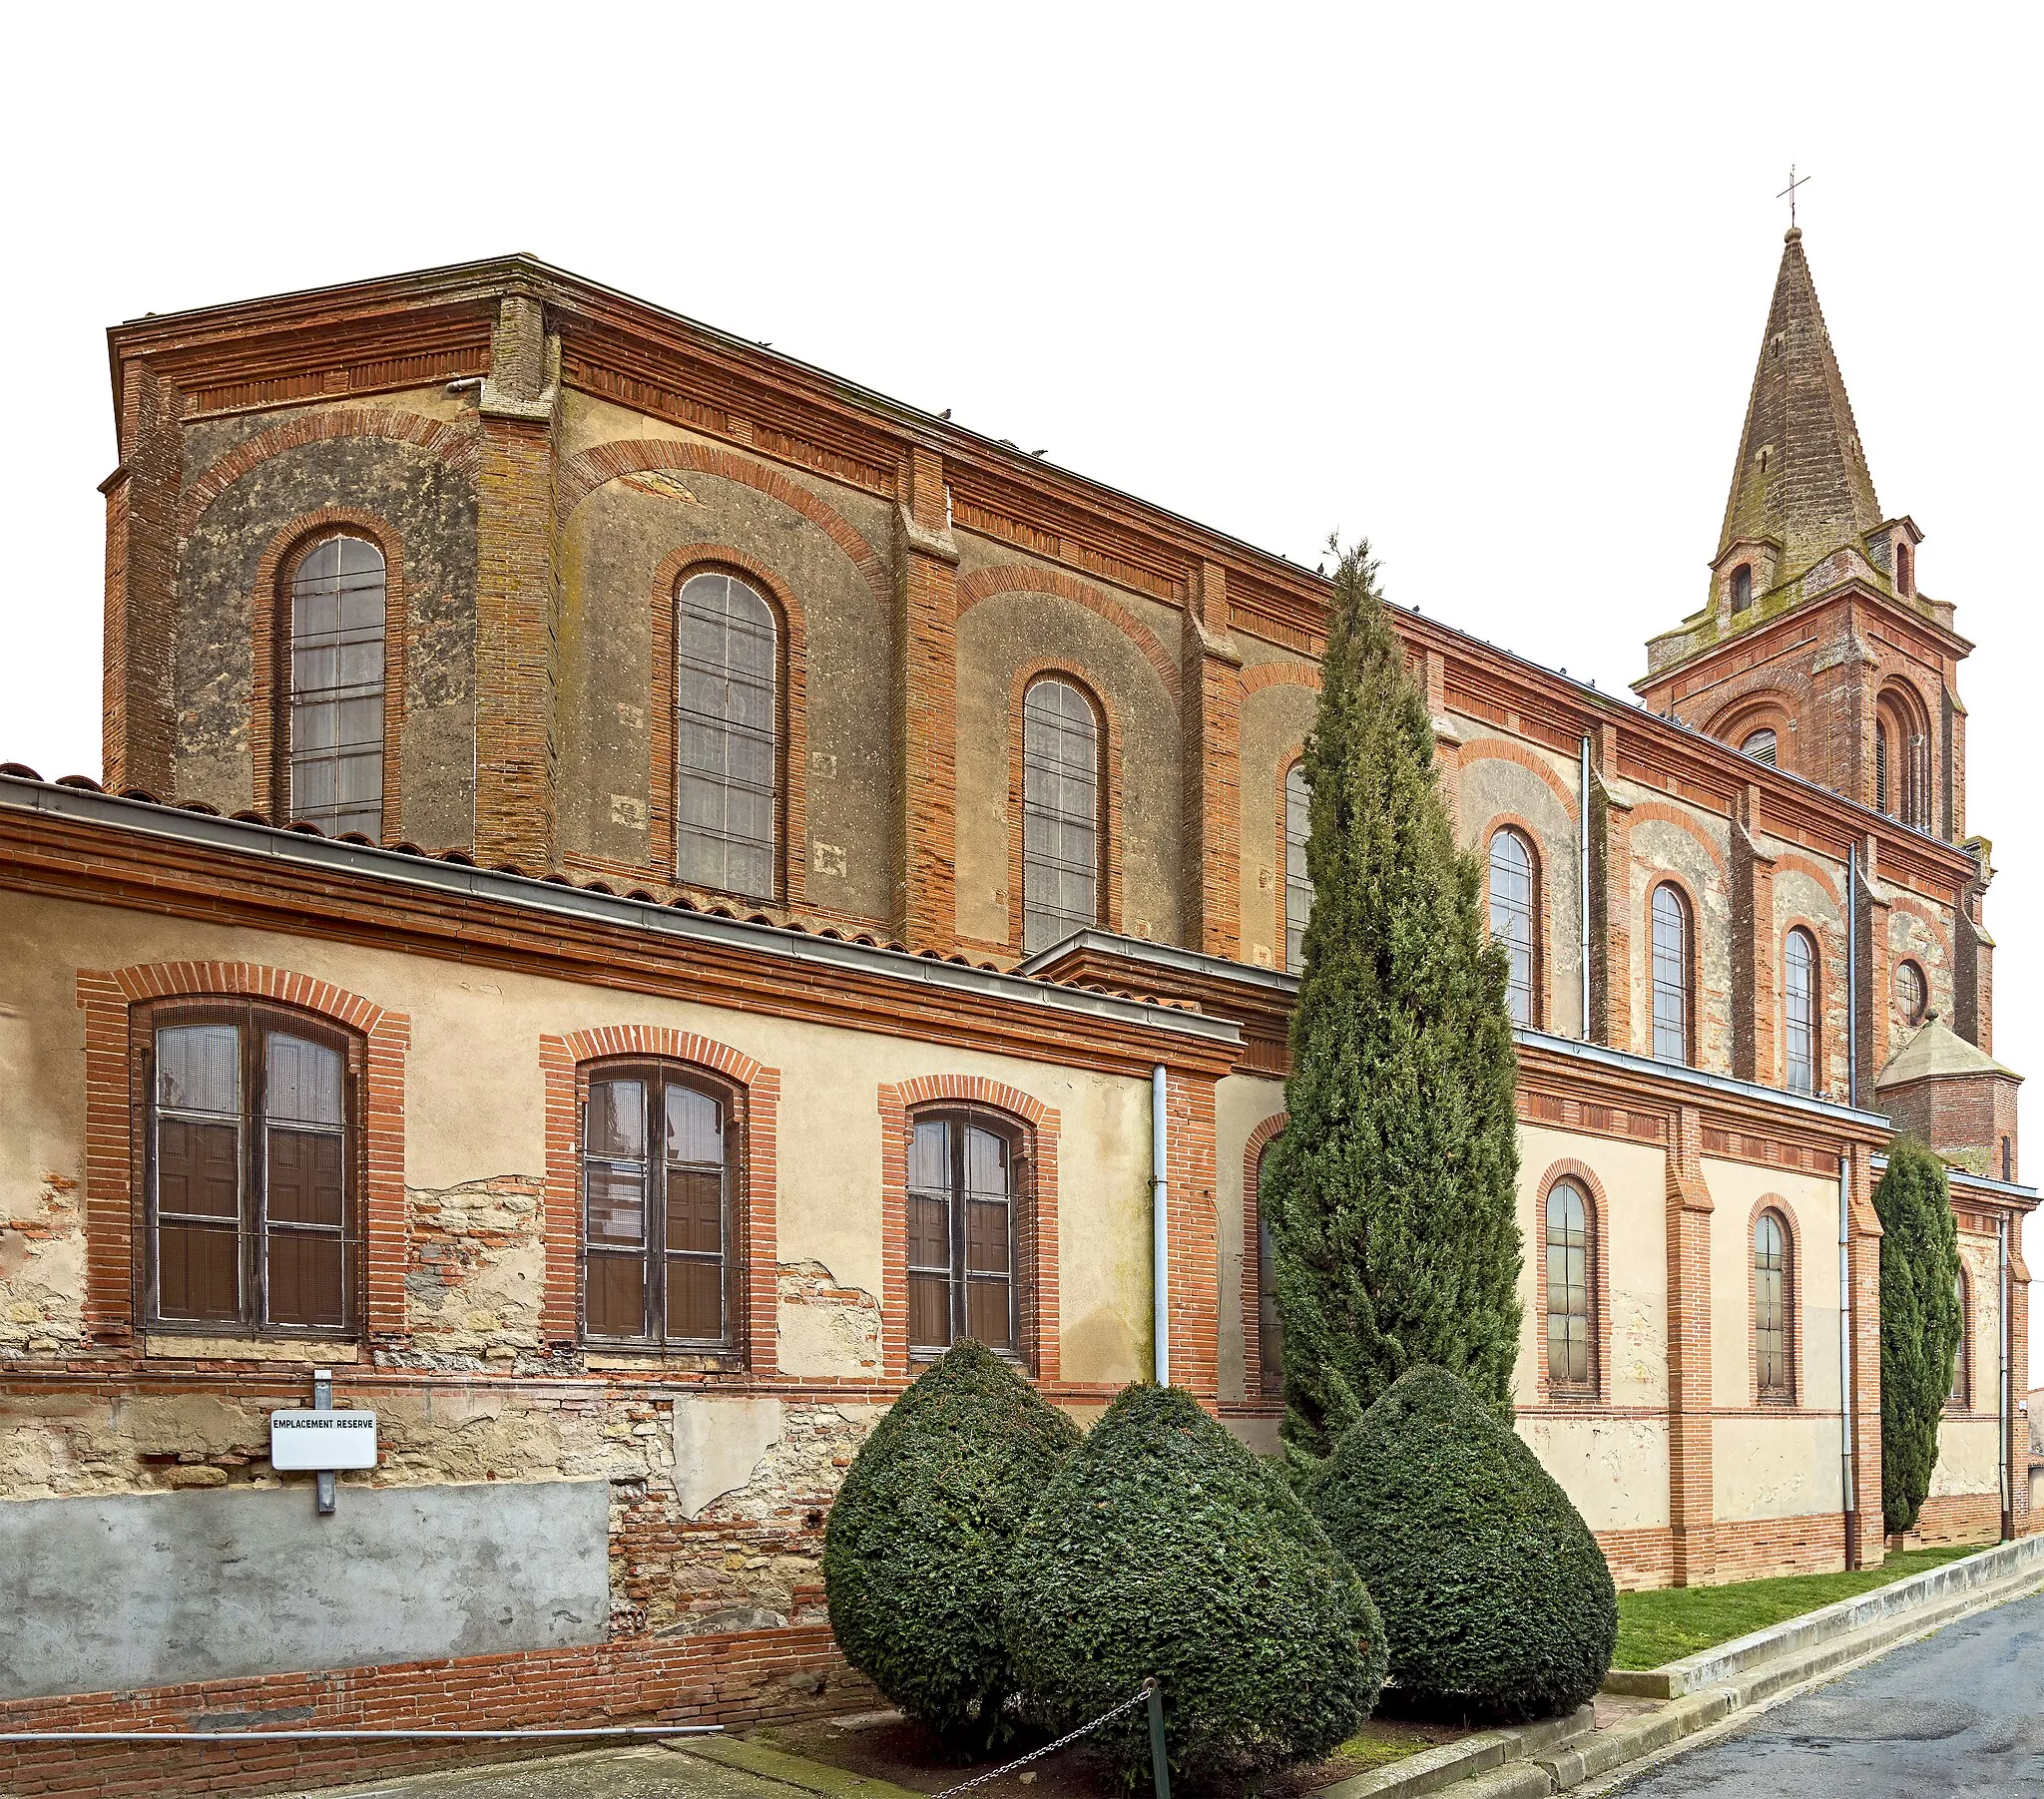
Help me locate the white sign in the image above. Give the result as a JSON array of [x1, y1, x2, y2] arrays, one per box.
[[269, 1410, 379, 1470]]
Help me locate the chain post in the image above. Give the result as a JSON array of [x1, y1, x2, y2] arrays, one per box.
[[1147, 1679, 1169, 1799]]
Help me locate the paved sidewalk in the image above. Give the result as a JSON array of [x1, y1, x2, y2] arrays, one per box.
[[296, 1742, 820, 1799]]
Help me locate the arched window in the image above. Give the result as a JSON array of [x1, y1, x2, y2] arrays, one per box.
[[1874, 721, 1891, 815], [1022, 677, 1102, 954], [287, 536, 386, 837], [1895, 541, 1912, 597], [1784, 927, 1818, 1095], [148, 1002, 357, 1334], [1283, 761, 1313, 973], [1650, 884, 1693, 1065], [1949, 1267, 1969, 1409], [1488, 828, 1537, 1028], [1742, 727, 1778, 767], [1894, 959, 1927, 1031], [675, 570, 778, 900], [1257, 1144, 1283, 1398], [907, 1107, 1027, 1356], [1755, 1210, 1792, 1399], [1545, 1179, 1594, 1391], [1730, 564, 1754, 613], [582, 1064, 736, 1348]]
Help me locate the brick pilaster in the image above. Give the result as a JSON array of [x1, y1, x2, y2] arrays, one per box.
[[1665, 1105, 1716, 1584], [1179, 562, 1243, 956], [1731, 786, 1777, 1083], [1852, 834, 1891, 1099], [1422, 648, 1463, 827], [473, 293, 559, 870], [1844, 1148, 1884, 1566], [101, 363, 183, 794], [1166, 1069, 1220, 1402], [1590, 729, 1633, 1051], [894, 446, 958, 951]]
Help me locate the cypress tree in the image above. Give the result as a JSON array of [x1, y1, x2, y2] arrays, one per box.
[[1263, 541, 1522, 1450], [1874, 1137, 1963, 1536]]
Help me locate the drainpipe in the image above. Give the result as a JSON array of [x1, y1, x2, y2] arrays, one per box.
[[2000, 1216, 2013, 1540], [1846, 847, 1860, 1110], [1838, 1151, 1857, 1561], [1579, 733, 1593, 1039], [1152, 1065, 1170, 1386]]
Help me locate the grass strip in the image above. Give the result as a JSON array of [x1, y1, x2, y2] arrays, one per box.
[[1612, 1545, 1979, 1669]]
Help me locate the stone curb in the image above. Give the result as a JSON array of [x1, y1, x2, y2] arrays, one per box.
[[1601, 1535, 2044, 1699], [1316, 1706, 1595, 1799]]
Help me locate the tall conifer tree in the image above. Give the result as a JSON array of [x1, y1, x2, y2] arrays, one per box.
[[1263, 542, 1522, 1451], [1874, 1137, 1963, 1536]]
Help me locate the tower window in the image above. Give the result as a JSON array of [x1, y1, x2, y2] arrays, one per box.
[[1874, 723, 1890, 815], [1730, 564, 1754, 613], [1893, 960, 1927, 1030], [1895, 541, 1913, 596], [1742, 727, 1778, 767]]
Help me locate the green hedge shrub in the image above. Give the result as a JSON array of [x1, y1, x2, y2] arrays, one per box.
[[1304, 1365, 1615, 1718], [1001, 1383, 1385, 1785], [822, 1341, 1082, 1754], [1875, 1138, 1963, 1535]]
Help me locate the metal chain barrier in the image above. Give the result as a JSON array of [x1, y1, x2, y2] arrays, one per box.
[[928, 1680, 1156, 1799]]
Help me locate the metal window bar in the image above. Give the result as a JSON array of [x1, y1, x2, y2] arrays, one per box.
[[287, 537, 385, 838], [1022, 680, 1100, 954], [1489, 829, 1536, 1027], [1651, 887, 1690, 1065], [1785, 930, 1816, 1095], [675, 572, 777, 901], [1283, 763, 1313, 973]]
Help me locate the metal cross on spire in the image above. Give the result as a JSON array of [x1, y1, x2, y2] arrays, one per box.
[[1778, 164, 1810, 228]]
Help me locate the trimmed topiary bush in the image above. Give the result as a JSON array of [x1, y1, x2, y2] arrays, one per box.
[[1876, 1138, 1963, 1536], [1001, 1383, 1385, 1786], [823, 1341, 1082, 1754], [1304, 1365, 1615, 1718]]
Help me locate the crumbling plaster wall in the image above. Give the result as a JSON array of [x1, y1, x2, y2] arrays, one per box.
[[1628, 813, 1735, 1073]]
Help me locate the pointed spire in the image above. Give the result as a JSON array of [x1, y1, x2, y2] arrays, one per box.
[[1718, 228, 1883, 573]]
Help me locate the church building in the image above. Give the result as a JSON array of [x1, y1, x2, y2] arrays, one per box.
[[0, 228, 2033, 1794]]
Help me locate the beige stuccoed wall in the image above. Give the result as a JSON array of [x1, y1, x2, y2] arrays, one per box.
[[1929, 1417, 2002, 1498], [0, 892, 1158, 1388], [1704, 1156, 1847, 1522], [1215, 1073, 1286, 1406]]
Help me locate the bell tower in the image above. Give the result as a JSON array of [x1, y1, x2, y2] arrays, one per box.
[[1635, 227, 1970, 842]]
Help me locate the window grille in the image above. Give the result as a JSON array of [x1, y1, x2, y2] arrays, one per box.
[[1755, 1211, 1790, 1397], [1784, 927, 1817, 1094], [1545, 1180, 1592, 1388], [676, 571, 777, 900], [1651, 885, 1693, 1064], [1283, 763, 1313, 973], [1022, 678, 1101, 954], [1488, 828, 1536, 1026], [287, 537, 386, 837], [1742, 727, 1777, 767]]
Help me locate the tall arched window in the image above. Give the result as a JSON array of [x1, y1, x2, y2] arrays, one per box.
[[287, 536, 386, 837], [1283, 762, 1313, 973], [1257, 1144, 1283, 1398], [907, 1106, 1027, 1356], [1874, 721, 1891, 815], [1755, 1210, 1792, 1399], [1022, 677, 1101, 954], [675, 570, 778, 900], [1488, 828, 1537, 1027], [582, 1063, 736, 1348], [1895, 541, 1912, 597], [1651, 884, 1693, 1065], [1730, 564, 1754, 613], [1784, 927, 1818, 1095], [1545, 1179, 1593, 1391], [1949, 1267, 1970, 1409], [1742, 727, 1778, 767]]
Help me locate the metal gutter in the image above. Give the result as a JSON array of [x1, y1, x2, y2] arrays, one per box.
[[0, 777, 1239, 1049], [1868, 1153, 2040, 1205]]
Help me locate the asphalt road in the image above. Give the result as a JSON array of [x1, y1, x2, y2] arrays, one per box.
[[1611, 1583, 2044, 1797]]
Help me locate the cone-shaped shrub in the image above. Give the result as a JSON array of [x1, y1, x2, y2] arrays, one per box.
[[1304, 1366, 1615, 1718], [1002, 1383, 1385, 1785], [1876, 1137, 1963, 1536], [823, 1341, 1082, 1753]]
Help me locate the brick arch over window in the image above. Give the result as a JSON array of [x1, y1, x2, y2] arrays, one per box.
[[1008, 662, 1124, 951], [182, 408, 477, 530], [647, 545, 810, 906], [556, 441, 889, 611], [1625, 802, 1732, 883], [1242, 1111, 1287, 1403], [76, 962, 409, 1342], [539, 1026, 779, 1369], [875, 1076, 1059, 1383], [1532, 1158, 1613, 1402], [957, 566, 1181, 704], [1456, 738, 1582, 820], [1238, 661, 1321, 698], [249, 510, 410, 837], [1707, 694, 1799, 767], [1748, 1195, 1802, 1405]]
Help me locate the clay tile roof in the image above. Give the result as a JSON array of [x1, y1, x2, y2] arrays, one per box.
[[1720, 227, 1883, 574], [1875, 1013, 2019, 1089]]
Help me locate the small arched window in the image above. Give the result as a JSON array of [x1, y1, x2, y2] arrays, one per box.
[[1488, 828, 1537, 1028], [1283, 761, 1313, 973], [675, 570, 778, 900], [582, 1064, 737, 1348], [1545, 1179, 1593, 1391], [1755, 1210, 1792, 1399], [1874, 721, 1891, 815], [1256, 1143, 1283, 1399], [1742, 727, 1778, 767], [287, 535, 386, 837], [1650, 884, 1693, 1065], [1949, 1267, 1969, 1410], [1730, 564, 1754, 613], [1022, 677, 1102, 954], [1895, 541, 1912, 597], [1784, 927, 1818, 1095], [1894, 960, 1927, 1031], [907, 1107, 1027, 1356]]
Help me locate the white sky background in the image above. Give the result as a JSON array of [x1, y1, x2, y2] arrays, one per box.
[[4, 4, 2041, 1363]]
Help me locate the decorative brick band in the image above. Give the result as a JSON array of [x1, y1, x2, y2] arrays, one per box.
[[874, 1076, 1060, 1383], [76, 962, 409, 1341], [957, 564, 1181, 704], [182, 407, 476, 529], [538, 1026, 779, 1371]]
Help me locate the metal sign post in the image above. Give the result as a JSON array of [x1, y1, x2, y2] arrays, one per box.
[[1147, 1679, 1170, 1799], [269, 1370, 377, 1515], [312, 1368, 334, 1516]]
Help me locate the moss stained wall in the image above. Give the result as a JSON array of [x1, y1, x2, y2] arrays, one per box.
[[1236, 675, 1317, 968]]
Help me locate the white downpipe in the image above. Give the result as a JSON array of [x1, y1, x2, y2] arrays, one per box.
[[1152, 1065, 1170, 1386], [1838, 1152, 1856, 1543]]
